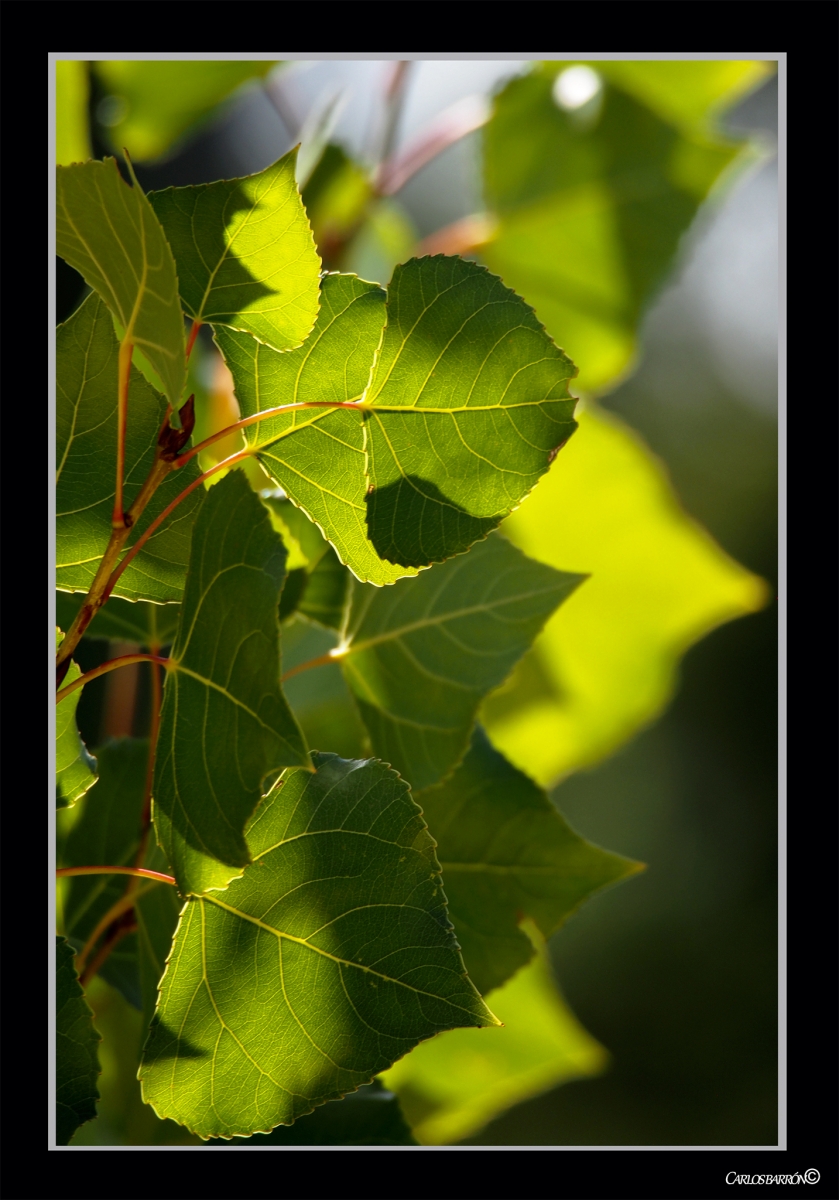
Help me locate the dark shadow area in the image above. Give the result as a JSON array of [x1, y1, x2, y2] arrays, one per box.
[[366, 473, 499, 568], [207, 1080, 417, 1146]]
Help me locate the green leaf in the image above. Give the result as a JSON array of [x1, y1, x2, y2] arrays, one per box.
[[302, 143, 373, 250], [362, 256, 578, 568], [381, 928, 606, 1145], [593, 61, 774, 134], [140, 753, 498, 1140], [148, 149, 320, 354], [482, 403, 769, 786], [56, 937, 101, 1144], [137, 840, 184, 1037], [56, 294, 203, 603], [56, 157, 185, 408], [263, 495, 352, 629], [480, 65, 754, 394], [338, 533, 584, 791], [208, 1080, 417, 1146], [415, 728, 640, 994], [215, 272, 411, 586], [93, 61, 279, 162], [153, 470, 309, 896], [56, 60, 91, 166], [56, 628, 97, 809], [62, 739, 150, 1009], [56, 591, 180, 648]]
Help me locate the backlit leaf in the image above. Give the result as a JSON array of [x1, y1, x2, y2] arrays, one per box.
[[56, 157, 185, 407], [338, 534, 584, 790], [153, 470, 309, 896], [140, 753, 498, 1140], [482, 403, 769, 786], [215, 272, 407, 585], [381, 928, 606, 1145], [416, 728, 640, 994], [56, 294, 202, 603], [56, 937, 101, 1144], [149, 149, 320, 354], [362, 256, 578, 567]]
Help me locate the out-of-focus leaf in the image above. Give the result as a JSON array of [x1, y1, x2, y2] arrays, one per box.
[[416, 728, 640, 994], [593, 61, 774, 134], [55, 592, 180, 648], [56, 937, 101, 1144], [342, 198, 418, 286], [93, 61, 279, 162], [153, 471, 309, 896], [207, 1079, 417, 1146], [302, 143, 373, 255], [216, 272, 406, 586], [140, 754, 498, 1140], [339, 534, 583, 791], [56, 60, 91, 166], [63, 739, 148, 1009], [56, 295, 202, 603], [482, 403, 769, 786], [362, 256, 577, 569], [56, 628, 97, 809], [480, 64, 757, 394], [56, 157, 185, 408], [380, 927, 606, 1145], [149, 149, 320, 355]]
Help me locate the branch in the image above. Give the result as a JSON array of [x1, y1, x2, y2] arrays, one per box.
[[414, 213, 499, 258], [376, 94, 491, 196], [56, 654, 170, 705], [103, 448, 256, 601]]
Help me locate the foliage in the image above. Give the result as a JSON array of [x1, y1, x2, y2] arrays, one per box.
[[54, 58, 770, 1146]]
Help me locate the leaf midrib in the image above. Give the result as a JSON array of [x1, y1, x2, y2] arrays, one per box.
[[200, 893, 487, 1017]]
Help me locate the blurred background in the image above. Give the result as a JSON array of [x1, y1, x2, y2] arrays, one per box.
[[56, 59, 778, 1146]]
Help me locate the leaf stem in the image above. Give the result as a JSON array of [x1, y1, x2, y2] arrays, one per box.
[[103, 449, 256, 601], [56, 866, 177, 885], [56, 455, 173, 674], [133, 650, 163, 871], [79, 916, 137, 990], [173, 401, 368, 468], [113, 340, 134, 529], [281, 650, 344, 682], [56, 654, 170, 704], [185, 319, 202, 362]]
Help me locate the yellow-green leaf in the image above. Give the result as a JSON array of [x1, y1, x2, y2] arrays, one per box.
[[149, 150, 320, 355], [93, 60, 279, 162], [56, 60, 91, 166], [56, 158, 186, 408], [482, 403, 769, 786], [380, 927, 606, 1145]]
